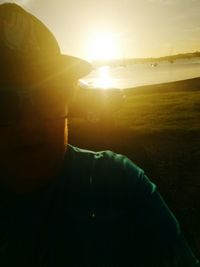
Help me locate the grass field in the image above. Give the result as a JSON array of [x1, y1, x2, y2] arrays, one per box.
[[69, 77, 200, 257], [117, 90, 200, 132]]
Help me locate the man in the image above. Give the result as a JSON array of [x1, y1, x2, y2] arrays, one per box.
[[0, 3, 199, 267]]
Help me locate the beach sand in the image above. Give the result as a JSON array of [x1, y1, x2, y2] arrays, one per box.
[[69, 77, 200, 257]]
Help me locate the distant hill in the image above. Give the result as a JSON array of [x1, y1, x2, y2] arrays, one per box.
[[92, 51, 200, 67]]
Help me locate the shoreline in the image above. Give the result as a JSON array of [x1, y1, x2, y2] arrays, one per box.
[[123, 76, 200, 94]]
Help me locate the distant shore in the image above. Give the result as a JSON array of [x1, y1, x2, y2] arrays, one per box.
[[124, 76, 200, 94], [92, 52, 200, 67]]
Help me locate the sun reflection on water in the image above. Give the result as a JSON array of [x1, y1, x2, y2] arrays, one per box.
[[95, 66, 113, 89]]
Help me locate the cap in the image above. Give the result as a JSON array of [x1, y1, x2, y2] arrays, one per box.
[[0, 3, 91, 87]]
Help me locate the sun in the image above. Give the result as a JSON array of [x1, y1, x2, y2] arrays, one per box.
[[88, 32, 120, 61]]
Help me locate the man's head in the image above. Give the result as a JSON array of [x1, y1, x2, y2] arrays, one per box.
[[0, 3, 91, 193]]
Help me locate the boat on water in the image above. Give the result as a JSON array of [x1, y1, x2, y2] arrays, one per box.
[[151, 62, 158, 67]]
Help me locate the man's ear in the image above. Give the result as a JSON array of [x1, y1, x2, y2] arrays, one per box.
[[64, 117, 68, 146]]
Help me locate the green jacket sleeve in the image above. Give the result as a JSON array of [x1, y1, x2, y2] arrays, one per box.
[[120, 155, 200, 266]]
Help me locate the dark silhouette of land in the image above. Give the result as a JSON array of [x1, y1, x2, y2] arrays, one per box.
[[92, 51, 200, 67], [68, 77, 200, 258]]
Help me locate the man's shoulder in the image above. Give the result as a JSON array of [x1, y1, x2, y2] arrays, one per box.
[[66, 144, 143, 177], [65, 144, 154, 196]]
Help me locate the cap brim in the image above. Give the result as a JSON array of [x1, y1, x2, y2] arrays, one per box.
[[0, 51, 92, 87], [60, 55, 92, 80]]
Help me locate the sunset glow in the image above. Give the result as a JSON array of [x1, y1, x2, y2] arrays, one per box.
[[21, 0, 200, 61], [88, 33, 120, 61]]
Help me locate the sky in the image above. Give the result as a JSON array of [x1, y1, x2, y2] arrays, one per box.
[[1, 0, 200, 61]]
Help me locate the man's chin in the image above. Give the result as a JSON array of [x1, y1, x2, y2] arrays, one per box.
[[0, 142, 66, 193]]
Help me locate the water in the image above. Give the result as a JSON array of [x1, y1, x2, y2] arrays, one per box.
[[83, 57, 200, 89]]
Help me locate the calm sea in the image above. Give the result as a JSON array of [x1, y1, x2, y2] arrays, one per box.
[[83, 57, 200, 89]]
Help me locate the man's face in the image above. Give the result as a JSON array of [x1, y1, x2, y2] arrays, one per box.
[[0, 83, 71, 193]]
